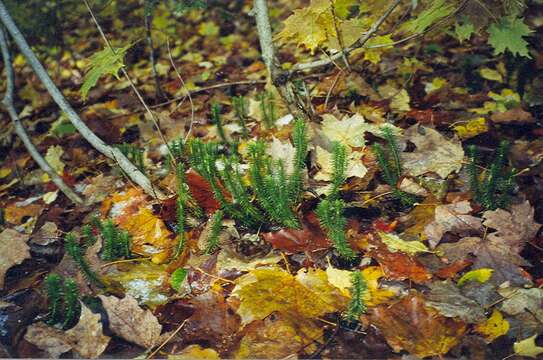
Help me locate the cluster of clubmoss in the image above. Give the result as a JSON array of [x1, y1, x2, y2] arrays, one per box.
[[467, 140, 516, 210], [45, 273, 80, 329]]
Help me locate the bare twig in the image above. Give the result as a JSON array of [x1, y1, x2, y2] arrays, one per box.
[[252, 0, 307, 118], [290, 0, 402, 73], [144, 6, 166, 101], [0, 1, 163, 199], [329, 0, 350, 70], [166, 38, 195, 141], [0, 28, 83, 204], [82, 0, 175, 164]]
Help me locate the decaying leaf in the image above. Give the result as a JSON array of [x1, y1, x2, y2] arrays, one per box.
[[170, 345, 220, 359], [438, 201, 540, 285], [178, 290, 241, 354], [513, 334, 543, 358], [498, 287, 543, 322], [474, 309, 509, 343], [425, 280, 486, 323], [0, 229, 30, 289], [235, 312, 322, 358], [24, 305, 110, 359], [370, 293, 466, 358], [401, 125, 464, 178], [424, 200, 483, 248], [314, 146, 367, 181], [232, 267, 348, 326], [99, 295, 162, 348], [319, 113, 399, 148], [378, 231, 430, 256]]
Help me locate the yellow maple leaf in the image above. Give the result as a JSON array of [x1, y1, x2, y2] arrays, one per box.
[[453, 117, 488, 139], [326, 266, 397, 307], [457, 268, 494, 286], [378, 231, 431, 256], [514, 334, 543, 358], [232, 267, 348, 326], [474, 310, 509, 343], [363, 35, 393, 64]]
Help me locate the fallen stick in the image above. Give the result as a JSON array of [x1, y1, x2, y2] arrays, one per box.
[[0, 0, 164, 200], [0, 27, 83, 204]]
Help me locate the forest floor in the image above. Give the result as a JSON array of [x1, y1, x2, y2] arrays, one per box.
[[1, 1, 543, 359]]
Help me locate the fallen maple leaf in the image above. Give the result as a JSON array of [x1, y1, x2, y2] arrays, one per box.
[[0, 229, 30, 289], [99, 295, 162, 348], [438, 201, 540, 285], [235, 312, 322, 358], [369, 293, 466, 358], [514, 334, 543, 358], [474, 309, 509, 343], [231, 267, 348, 326], [401, 124, 464, 178]]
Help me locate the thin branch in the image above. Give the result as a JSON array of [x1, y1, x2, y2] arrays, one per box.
[[290, 0, 402, 73], [166, 37, 195, 142], [0, 0, 163, 200], [0, 27, 83, 204], [82, 0, 175, 165], [144, 5, 166, 101]]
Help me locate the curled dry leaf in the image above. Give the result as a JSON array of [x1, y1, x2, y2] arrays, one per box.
[[424, 200, 483, 248], [99, 294, 162, 349], [401, 124, 464, 178], [0, 229, 30, 289], [24, 305, 110, 359], [369, 293, 466, 358]]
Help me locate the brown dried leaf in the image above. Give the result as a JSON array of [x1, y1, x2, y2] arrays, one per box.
[[99, 295, 162, 348], [0, 229, 30, 289], [369, 293, 466, 358], [438, 201, 540, 285], [401, 125, 464, 178], [262, 212, 331, 253], [424, 201, 483, 248], [64, 304, 111, 358], [490, 107, 534, 124], [24, 305, 110, 359], [425, 280, 486, 323]]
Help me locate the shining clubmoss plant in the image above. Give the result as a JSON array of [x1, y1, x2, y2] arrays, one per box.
[[345, 271, 367, 322], [45, 274, 63, 325], [467, 141, 516, 210], [205, 210, 224, 254], [248, 141, 300, 229], [45, 274, 81, 329], [188, 139, 263, 228], [64, 233, 104, 287], [316, 143, 356, 260], [211, 102, 227, 143], [82, 224, 96, 248], [288, 119, 308, 203], [258, 91, 276, 129], [372, 128, 416, 206], [232, 96, 249, 139], [117, 143, 145, 174], [61, 278, 80, 329], [100, 220, 131, 261]]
